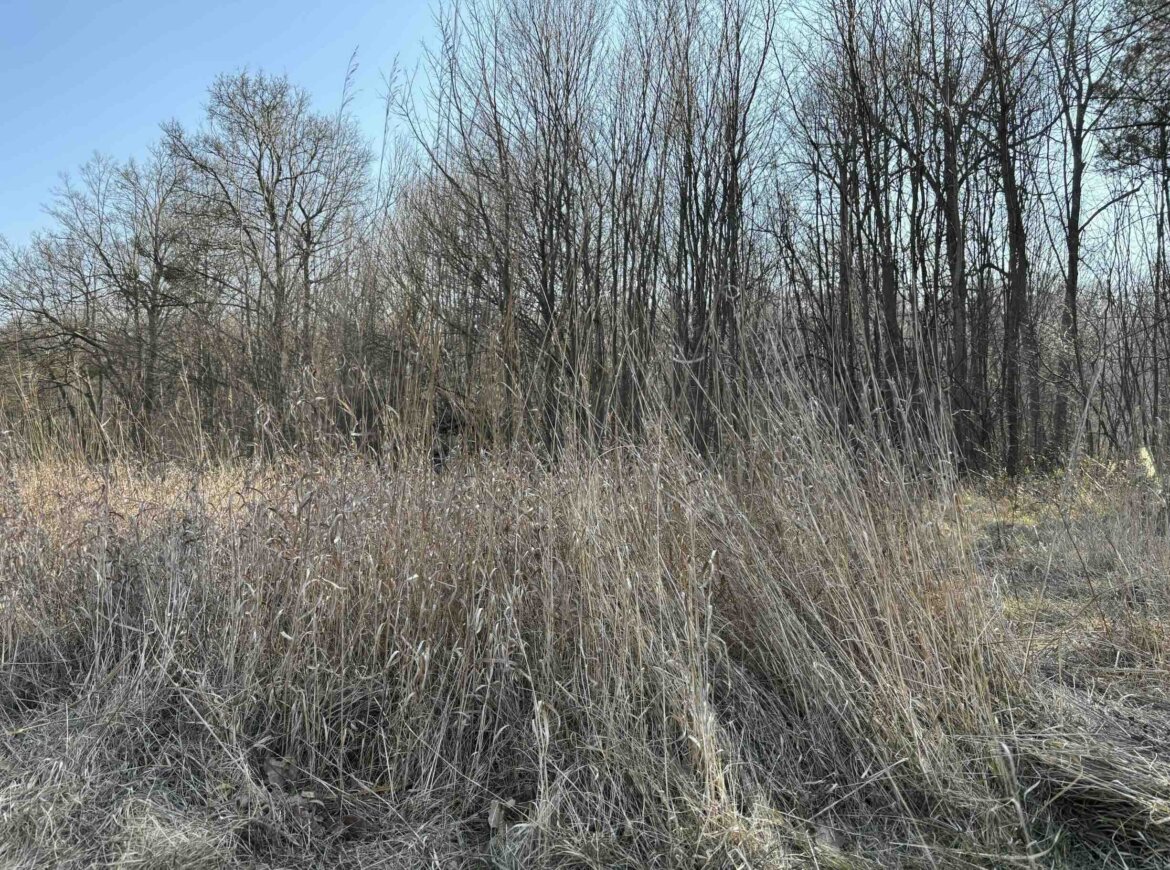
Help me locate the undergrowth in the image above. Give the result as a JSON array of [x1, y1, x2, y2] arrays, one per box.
[[1, 416, 1169, 867]]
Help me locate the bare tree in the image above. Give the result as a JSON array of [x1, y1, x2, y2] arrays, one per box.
[[165, 71, 368, 426]]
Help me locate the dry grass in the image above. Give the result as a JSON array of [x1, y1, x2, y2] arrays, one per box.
[[1, 417, 1169, 867]]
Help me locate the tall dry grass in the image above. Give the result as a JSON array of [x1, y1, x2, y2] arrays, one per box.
[[1, 395, 1169, 867]]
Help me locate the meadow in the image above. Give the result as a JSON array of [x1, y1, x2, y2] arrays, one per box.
[[2, 403, 1168, 868]]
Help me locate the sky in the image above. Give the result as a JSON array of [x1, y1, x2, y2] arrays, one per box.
[[0, 0, 431, 247]]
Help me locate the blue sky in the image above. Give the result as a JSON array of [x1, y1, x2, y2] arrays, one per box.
[[0, 0, 431, 246]]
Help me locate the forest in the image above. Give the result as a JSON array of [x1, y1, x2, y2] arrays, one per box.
[[3, 0, 1170, 866], [0, 0, 1166, 470]]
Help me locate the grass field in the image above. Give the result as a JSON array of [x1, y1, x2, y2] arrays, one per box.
[[2, 423, 1169, 867]]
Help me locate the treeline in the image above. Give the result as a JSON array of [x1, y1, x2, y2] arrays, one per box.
[[1, 0, 1167, 472]]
